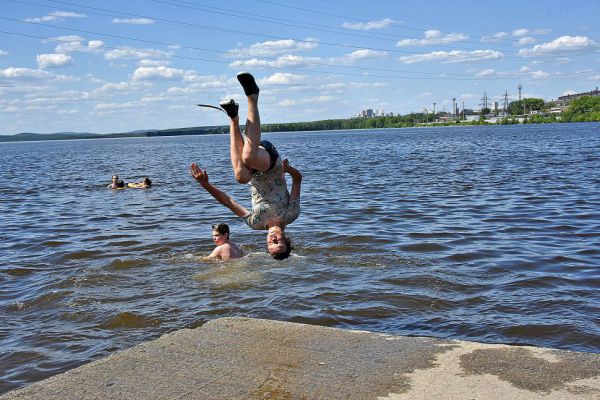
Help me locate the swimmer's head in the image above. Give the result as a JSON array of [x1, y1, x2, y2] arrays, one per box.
[[212, 223, 230, 245], [117, 179, 125, 188], [267, 227, 292, 260], [143, 177, 152, 187], [112, 175, 119, 182]]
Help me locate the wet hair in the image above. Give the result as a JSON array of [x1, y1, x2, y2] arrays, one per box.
[[143, 177, 152, 187], [212, 223, 230, 239], [271, 236, 292, 260], [117, 179, 125, 188]]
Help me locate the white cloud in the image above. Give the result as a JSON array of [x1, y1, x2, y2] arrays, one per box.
[[529, 70, 551, 79], [37, 54, 74, 68], [481, 32, 508, 43], [54, 36, 105, 54], [512, 28, 529, 37], [0, 67, 55, 80], [533, 28, 552, 35], [91, 81, 150, 97], [342, 18, 394, 31], [517, 37, 536, 45], [554, 57, 571, 65], [399, 49, 503, 64], [230, 55, 322, 69], [94, 102, 136, 111], [563, 90, 576, 96], [112, 18, 154, 25], [277, 95, 334, 107], [476, 68, 496, 76], [132, 66, 196, 81], [24, 11, 85, 23], [278, 99, 297, 107], [396, 30, 468, 47], [260, 73, 307, 85], [139, 59, 170, 67], [519, 36, 599, 56], [346, 49, 388, 60], [0, 50, 7, 56], [230, 39, 318, 57], [104, 46, 173, 60]]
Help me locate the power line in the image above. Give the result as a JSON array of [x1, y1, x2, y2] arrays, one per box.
[[2, 26, 597, 83], [5, 0, 595, 60]]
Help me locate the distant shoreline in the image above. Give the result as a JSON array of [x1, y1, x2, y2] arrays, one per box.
[[1, 117, 598, 143]]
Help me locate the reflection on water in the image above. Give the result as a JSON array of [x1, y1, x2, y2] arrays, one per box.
[[1, 123, 599, 394]]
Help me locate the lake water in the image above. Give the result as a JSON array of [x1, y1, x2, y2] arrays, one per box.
[[1, 123, 599, 394]]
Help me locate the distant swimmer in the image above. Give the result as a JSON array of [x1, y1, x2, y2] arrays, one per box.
[[108, 175, 125, 189], [191, 72, 302, 260], [128, 177, 152, 189], [204, 223, 246, 261]]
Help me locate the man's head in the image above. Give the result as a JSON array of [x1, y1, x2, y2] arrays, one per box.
[[212, 223, 230, 246], [267, 226, 292, 260], [143, 177, 152, 187], [112, 175, 119, 183], [117, 179, 125, 188]]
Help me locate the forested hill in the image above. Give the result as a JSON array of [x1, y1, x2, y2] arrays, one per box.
[[0, 127, 222, 142]]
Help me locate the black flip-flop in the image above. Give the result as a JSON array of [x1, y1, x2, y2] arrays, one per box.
[[196, 100, 238, 119], [237, 72, 260, 96], [219, 99, 239, 119]]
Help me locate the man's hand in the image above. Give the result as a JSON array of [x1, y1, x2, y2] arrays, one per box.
[[190, 163, 209, 187]]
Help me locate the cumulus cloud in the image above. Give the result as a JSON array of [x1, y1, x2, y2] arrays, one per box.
[[0, 67, 56, 80], [529, 70, 551, 79], [104, 46, 173, 60], [259, 73, 307, 85], [399, 49, 503, 64], [480, 32, 508, 43], [517, 37, 536, 45], [52, 36, 105, 54], [91, 81, 150, 97], [519, 36, 599, 56], [94, 102, 136, 111], [397, 30, 468, 47], [24, 11, 85, 23], [111, 18, 154, 25], [0, 50, 7, 56], [342, 18, 395, 31], [37, 54, 74, 68], [139, 59, 170, 66], [343, 49, 388, 61], [512, 28, 529, 37], [132, 66, 196, 81], [229, 39, 318, 57], [277, 95, 335, 107], [230, 55, 322, 69]]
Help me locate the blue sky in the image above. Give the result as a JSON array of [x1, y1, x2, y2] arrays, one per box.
[[1, 0, 599, 134]]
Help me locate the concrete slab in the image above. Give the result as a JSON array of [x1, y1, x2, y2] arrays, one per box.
[[2, 317, 599, 399]]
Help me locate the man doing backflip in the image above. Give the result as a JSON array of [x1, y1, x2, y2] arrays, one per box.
[[190, 72, 302, 260]]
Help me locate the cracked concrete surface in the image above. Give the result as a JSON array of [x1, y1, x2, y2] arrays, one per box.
[[2, 318, 598, 400]]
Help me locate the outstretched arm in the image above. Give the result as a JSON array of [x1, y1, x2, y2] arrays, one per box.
[[190, 163, 249, 218], [282, 159, 302, 202]]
